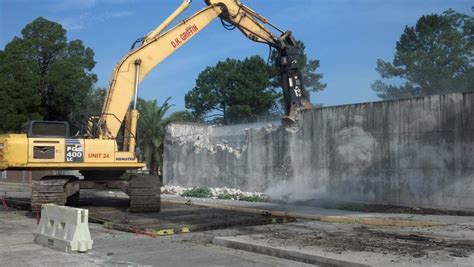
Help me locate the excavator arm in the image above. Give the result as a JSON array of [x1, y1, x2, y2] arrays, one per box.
[[97, 0, 312, 153], [0, 0, 313, 213], [210, 0, 312, 120]]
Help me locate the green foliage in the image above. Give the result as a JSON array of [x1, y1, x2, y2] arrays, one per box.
[[217, 193, 233, 200], [85, 87, 107, 115], [137, 97, 172, 175], [181, 187, 212, 198], [167, 110, 202, 123], [269, 40, 327, 93], [239, 195, 269, 202], [0, 45, 42, 132], [185, 42, 326, 123], [214, 192, 269, 202], [0, 17, 97, 132], [372, 9, 474, 99], [185, 56, 279, 124]]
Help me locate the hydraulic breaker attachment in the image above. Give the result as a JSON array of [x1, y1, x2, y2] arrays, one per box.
[[280, 45, 312, 124]]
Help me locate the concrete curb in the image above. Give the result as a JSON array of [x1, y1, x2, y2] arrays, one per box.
[[212, 236, 369, 267]]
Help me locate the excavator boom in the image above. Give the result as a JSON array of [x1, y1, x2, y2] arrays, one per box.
[[0, 0, 313, 172], [98, 0, 312, 145]]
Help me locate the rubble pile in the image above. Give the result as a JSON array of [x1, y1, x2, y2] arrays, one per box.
[[161, 185, 190, 196], [161, 185, 269, 201]]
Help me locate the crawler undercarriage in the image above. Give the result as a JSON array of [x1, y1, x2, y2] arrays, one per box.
[[31, 172, 160, 213]]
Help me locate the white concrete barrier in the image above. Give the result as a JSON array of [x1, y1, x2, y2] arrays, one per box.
[[34, 204, 93, 253]]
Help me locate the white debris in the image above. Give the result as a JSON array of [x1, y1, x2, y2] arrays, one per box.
[[161, 185, 269, 202], [161, 185, 190, 196]]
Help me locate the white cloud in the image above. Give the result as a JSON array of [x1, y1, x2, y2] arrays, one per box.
[[107, 11, 132, 18], [52, 0, 134, 31], [52, 0, 97, 11], [60, 10, 132, 31], [51, 0, 136, 12], [60, 13, 90, 30]]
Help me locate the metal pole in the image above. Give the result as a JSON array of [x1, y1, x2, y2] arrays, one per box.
[[145, 0, 192, 42], [133, 59, 141, 109], [266, 21, 285, 34]]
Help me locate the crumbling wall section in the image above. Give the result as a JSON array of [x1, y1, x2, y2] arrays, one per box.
[[163, 92, 474, 210]]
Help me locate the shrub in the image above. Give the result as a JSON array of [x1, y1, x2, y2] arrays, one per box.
[[239, 195, 268, 202], [181, 187, 212, 198]]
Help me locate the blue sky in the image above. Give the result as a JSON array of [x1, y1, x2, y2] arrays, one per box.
[[0, 0, 472, 113]]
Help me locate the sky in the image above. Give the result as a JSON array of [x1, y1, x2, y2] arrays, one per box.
[[0, 0, 472, 114]]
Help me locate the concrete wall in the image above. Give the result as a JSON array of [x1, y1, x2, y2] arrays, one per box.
[[163, 92, 474, 210]]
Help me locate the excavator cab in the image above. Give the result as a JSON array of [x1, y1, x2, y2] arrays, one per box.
[[21, 121, 71, 138]]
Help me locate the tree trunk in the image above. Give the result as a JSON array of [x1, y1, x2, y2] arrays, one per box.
[[151, 161, 158, 175]]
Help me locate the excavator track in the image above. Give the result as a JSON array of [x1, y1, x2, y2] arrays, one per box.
[[30, 176, 79, 213], [79, 171, 161, 212], [127, 174, 161, 213]]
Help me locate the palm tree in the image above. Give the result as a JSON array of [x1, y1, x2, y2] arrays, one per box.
[[137, 97, 172, 176]]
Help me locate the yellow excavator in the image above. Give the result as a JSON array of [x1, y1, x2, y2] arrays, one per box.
[[0, 0, 311, 212]]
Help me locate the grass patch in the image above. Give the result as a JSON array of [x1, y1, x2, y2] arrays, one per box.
[[181, 187, 212, 198], [217, 193, 268, 202], [239, 195, 268, 202], [217, 193, 234, 200]]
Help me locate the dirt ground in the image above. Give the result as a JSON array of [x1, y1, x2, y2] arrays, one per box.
[[295, 199, 474, 216], [80, 191, 474, 265], [255, 225, 474, 259], [2, 184, 474, 265], [3, 188, 293, 234], [84, 199, 288, 233]]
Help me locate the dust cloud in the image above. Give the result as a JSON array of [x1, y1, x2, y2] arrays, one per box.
[[265, 179, 328, 203]]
